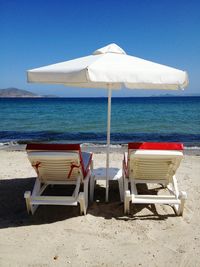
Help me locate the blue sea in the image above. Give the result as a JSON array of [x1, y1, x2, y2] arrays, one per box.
[[0, 97, 200, 148]]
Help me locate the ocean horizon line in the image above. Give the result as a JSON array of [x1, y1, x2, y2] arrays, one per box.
[[1, 95, 200, 99]]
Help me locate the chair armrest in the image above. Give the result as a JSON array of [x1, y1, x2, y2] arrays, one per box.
[[81, 152, 93, 178]]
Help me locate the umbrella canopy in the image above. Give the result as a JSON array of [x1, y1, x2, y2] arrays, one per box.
[[27, 43, 189, 201], [28, 43, 188, 89]]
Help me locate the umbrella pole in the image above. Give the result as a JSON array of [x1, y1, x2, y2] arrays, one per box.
[[106, 86, 112, 202]]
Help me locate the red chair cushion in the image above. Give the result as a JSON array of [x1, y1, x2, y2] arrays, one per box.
[[128, 142, 184, 150], [26, 143, 80, 151]]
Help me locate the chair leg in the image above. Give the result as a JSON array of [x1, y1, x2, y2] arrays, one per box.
[[79, 192, 86, 215], [90, 175, 95, 202], [24, 190, 39, 215], [124, 190, 131, 214], [124, 176, 129, 191], [170, 176, 187, 216], [24, 178, 44, 215], [24, 191, 31, 214], [30, 178, 42, 214], [105, 179, 109, 203], [118, 176, 124, 202], [84, 175, 89, 210], [174, 191, 187, 216], [79, 171, 90, 215]]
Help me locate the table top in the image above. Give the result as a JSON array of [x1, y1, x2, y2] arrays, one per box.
[[92, 167, 122, 180]]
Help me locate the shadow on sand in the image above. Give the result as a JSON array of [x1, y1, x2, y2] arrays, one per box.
[[90, 183, 176, 221], [0, 178, 175, 229]]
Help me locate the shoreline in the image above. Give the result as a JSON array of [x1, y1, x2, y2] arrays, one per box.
[[0, 142, 200, 155]]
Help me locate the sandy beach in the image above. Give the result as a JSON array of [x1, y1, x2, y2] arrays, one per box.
[[0, 149, 200, 267]]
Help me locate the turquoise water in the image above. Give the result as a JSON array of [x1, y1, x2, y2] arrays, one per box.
[[0, 97, 200, 146]]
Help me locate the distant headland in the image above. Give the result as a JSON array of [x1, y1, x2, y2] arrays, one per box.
[[0, 88, 57, 98], [0, 87, 199, 98]]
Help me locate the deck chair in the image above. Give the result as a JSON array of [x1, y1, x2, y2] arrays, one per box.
[[123, 142, 187, 216], [24, 144, 93, 215]]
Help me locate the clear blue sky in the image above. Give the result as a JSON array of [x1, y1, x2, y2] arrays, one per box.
[[1, 0, 200, 97]]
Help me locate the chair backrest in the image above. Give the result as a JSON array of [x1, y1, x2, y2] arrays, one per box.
[[128, 142, 183, 182], [26, 144, 84, 182]]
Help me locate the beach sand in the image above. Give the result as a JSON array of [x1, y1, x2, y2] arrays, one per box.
[[0, 149, 200, 267]]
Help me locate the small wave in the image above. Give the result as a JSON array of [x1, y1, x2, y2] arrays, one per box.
[[81, 143, 122, 148], [0, 141, 19, 146], [0, 131, 200, 148], [185, 146, 200, 150]]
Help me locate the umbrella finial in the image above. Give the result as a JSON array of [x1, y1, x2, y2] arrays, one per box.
[[93, 43, 126, 55]]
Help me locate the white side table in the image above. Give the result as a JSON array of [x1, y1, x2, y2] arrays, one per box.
[[90, 167, 123, 202]]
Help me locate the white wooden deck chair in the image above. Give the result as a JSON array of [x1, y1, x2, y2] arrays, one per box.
[[123, 142, 187, 216], [24, 144, 93, 215]]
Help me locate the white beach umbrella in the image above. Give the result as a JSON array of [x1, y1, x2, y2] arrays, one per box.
[[27, 43, 189, 201]]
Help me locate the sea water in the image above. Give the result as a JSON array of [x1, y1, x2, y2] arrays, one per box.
[[0, 97, 199, 147]]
